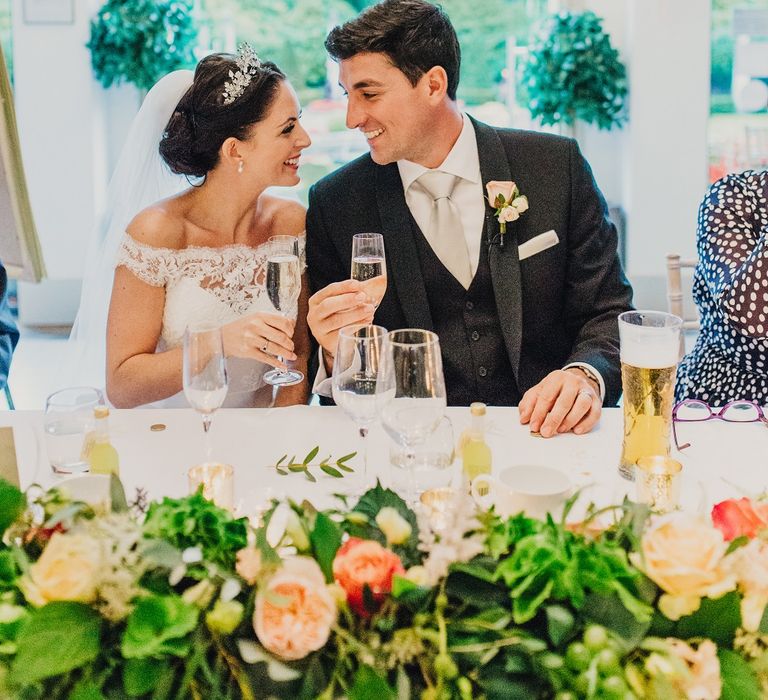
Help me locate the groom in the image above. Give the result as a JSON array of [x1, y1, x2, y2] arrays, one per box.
[[305, 0, 633, 437]]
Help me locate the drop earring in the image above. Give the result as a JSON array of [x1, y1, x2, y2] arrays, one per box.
[[237, 160, 244, 174]]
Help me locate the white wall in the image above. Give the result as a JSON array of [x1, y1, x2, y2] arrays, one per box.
[[13, 0, 107, 324], [621, 0, 710, 308]]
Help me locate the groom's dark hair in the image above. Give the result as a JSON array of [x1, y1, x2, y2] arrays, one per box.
[[325, 0, 461, 101]]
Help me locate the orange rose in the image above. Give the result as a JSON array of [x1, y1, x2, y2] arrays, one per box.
[[332, 537, 404, 616], [711, 498, 768, 541], [254, 557, 336, 661]]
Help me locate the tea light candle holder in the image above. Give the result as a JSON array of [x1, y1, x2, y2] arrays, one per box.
[[419, 487, 456, 532], [634, 456, 682, 513], [188, 462, 234, 511]]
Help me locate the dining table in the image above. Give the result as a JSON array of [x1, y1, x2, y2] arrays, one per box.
[[5, 405, 768, 520]]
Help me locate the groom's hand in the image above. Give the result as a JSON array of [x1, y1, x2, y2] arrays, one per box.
[[519, 369, 601, 437], [307, 280, 375, 369]]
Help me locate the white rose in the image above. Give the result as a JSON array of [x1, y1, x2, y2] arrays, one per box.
[[22, 532, 102, 606], [375, 507, 412, 545], [512, 195, 529, 213], [498, 206, 520, 224]]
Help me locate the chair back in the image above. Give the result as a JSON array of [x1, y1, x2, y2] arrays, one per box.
[[665, 253, 700, 359]]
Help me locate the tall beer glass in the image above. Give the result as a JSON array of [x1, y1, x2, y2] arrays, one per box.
[[618, 310, 682, 480]]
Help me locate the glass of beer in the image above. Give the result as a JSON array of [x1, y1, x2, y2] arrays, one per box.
[[618, 310, 682, 480]]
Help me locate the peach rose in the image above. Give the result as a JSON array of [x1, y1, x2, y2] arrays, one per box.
[[711, 497, 768, 541], [235, 547, 262, 584], [667, 638, 722, 700], [254, 557, 336, 661], [21, 532, 102, 606], [332, 537, 404, 616], [727, 539, 768, 632], [630, 516, 736, 620], [485, 181, 517, 208]]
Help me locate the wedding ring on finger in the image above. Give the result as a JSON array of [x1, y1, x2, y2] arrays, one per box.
[[578, 389, 594, 401]]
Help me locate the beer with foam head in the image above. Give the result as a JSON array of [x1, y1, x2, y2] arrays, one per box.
[[618, 311, 682, 480]]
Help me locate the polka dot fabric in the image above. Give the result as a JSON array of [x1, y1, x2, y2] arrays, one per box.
[[676, 169, 768, 405]]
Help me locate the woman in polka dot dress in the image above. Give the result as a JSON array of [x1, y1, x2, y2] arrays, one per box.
[[676, 169, 768, 405]]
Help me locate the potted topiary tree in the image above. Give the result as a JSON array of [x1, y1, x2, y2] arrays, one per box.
[[521, 10, 627, 133], [87, 0, 199, 94]]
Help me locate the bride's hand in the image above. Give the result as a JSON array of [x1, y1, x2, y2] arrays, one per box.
[[222, 312, 297, 369]]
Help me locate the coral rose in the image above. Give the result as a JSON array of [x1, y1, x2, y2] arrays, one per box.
[[332, 537, 404, 616], [21, 532, 102, 606], [254, 557, 336, 661], [711, 497, 768, 541], [630, 515, 736, 620]]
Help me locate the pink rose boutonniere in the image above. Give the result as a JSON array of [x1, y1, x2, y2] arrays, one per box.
[[486, 180, 529, 246]]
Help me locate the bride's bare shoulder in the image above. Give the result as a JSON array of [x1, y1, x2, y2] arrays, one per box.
[[125, 198, 187, 250], [261, 194, 306, 236]]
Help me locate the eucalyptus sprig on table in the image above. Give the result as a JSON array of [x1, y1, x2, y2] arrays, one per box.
[[272, 446, 357, 482]]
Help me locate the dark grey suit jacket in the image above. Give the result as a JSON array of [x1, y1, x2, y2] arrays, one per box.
[[306, 118, 633, 406]]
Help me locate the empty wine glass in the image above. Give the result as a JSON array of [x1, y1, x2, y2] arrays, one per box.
[[264, 235, 303, 387], [332, 324, 387, 490], [183, 323, 228, 460], [376, 329, 447, 504], [351, 232, 387, 309], [44, 386, 104, 474]]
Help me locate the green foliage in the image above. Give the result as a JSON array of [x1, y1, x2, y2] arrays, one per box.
[[521, 10, 627, 129], [142, 489, 248, 570], [121, 594, 198, 659], [0, 478, 24, 533], [87, 0, 198, 92], [10, 602, 101, 686], [272, 446, 357, 481], [309, 511, 342, 582], [494, 514, 651, 624], [349, 664, 397, 699], [719, 647, 762, 700], [652, 591, 743, 647]]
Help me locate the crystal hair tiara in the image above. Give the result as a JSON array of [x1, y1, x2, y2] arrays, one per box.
[[222, 43, 262, 105]]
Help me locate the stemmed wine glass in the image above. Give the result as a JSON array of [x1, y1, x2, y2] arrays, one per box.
[[376, 329, 447, 504], [332, 324, 387, 491], [351, 232, 387, 310], [264, 235, 304, 387], [183, 323, 228, 460]]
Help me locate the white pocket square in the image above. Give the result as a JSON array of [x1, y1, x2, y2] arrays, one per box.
[[518, 229, 559, 261]]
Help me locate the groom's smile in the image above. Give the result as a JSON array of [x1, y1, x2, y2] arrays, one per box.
[[338, 52, 437, 167]]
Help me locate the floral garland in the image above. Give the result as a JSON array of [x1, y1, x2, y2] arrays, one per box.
[[0, 476, 767, 699]]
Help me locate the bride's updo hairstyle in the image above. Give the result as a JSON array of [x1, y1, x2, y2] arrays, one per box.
[[159, 52, 285, 178]]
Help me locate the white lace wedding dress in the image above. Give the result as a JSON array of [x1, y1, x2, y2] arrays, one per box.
[[115, 234, 306, 408]]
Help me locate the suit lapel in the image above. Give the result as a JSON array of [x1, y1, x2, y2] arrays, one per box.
[[471, 117, 523, 383], [375, 164, 433, 330]]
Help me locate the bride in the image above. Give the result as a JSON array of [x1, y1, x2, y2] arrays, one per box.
[[72, 46, 311, 408]]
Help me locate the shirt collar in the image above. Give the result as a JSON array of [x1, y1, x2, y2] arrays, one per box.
[[397, 114, 481, 192]]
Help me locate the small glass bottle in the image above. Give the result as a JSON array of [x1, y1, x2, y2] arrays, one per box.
[[88, 406, 120, 476], [461, 402, 492, 482]]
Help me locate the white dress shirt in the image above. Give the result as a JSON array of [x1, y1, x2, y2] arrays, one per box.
[[312, 113, 605, 401]]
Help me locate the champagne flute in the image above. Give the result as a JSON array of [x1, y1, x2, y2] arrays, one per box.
[[183, 323, 228, 460], [376, 329, 447, 505], [264, 235, 304, 387], [351, 232, 387, 309], [332, 324, 387, 490]]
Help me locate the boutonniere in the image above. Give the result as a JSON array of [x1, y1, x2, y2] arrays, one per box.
[[486, 181, 529, 246]]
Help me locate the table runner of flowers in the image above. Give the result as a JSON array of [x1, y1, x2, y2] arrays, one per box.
[[1, 476, 767, 699]]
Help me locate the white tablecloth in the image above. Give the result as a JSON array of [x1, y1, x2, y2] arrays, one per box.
[[6, 406, 768, 516]]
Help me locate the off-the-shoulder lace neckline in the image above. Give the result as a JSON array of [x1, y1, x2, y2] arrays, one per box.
[[121, 232, 306, 255]]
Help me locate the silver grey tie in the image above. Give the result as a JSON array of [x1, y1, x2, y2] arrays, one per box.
[[414, 170, 473, 289]]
